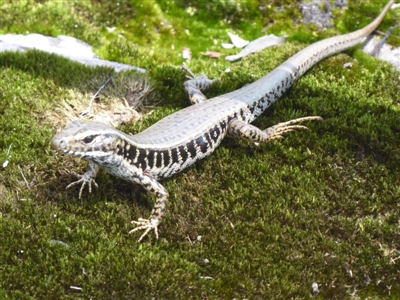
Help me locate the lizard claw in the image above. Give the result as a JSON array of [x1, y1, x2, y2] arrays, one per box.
[[129, 218, 159, 242], [66, 171, 98, 199]]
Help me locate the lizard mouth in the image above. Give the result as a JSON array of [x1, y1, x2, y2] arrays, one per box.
[[51, 121, 84, 152], [51, 135, 68, 152], [51, 133, 86, 158]]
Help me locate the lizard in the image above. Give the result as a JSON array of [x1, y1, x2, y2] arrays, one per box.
[[51, 0, 396, 242]]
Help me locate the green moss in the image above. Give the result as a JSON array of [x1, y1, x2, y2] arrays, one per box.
[[1, 0, 400, 299]]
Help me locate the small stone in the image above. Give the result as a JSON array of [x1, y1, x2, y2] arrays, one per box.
[[311, 282, 319, 295]]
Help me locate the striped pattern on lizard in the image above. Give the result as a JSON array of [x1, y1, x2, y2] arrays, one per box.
[[51, 0, 396, 242]]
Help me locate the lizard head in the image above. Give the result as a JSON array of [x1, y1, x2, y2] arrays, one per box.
[[51, 121, 126, 162]]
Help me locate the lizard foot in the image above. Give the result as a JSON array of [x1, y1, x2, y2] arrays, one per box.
[[263, 116, 323, 142], [129, 218, 159, 242], [66, 171, 99, 199]]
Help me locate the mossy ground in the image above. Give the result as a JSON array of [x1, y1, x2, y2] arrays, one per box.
[[1, 0, 400, 299]]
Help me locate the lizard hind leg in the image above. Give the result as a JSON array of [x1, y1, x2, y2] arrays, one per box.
[[227, 116, 323, 143], [129, 174, 169, 242], [182, 65, 219, 104]]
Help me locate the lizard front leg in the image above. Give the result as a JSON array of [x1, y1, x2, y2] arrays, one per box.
[[182, 65, 218, 104], [228, 116, 323, 143], [129, 174, 169, 242], [66, 161, 99, 199]]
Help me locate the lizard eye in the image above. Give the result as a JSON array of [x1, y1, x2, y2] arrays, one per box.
[[82, 135, 96, 144]]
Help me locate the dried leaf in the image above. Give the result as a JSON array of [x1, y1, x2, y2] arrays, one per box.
[[227, 32, 249, 48], [204, 51, 221, 58], [221, 43, 234, 49], [226, 34, 287, 62]]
